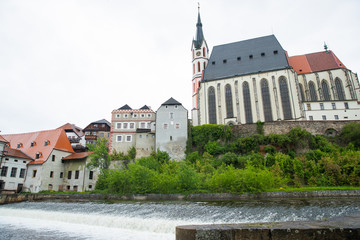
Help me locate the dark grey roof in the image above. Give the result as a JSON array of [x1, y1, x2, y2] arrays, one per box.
[[118, 104, 132, 110], [161, 97, 182, 106], [92, 119, 111, 126], [193, 11, 204, 49], [139, 105, 150, 110], [202, 35, 291, 82]]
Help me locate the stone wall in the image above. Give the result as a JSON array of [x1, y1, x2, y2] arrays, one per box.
[[232, 120, 360, 137]]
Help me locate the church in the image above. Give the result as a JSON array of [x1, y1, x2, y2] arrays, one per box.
[[191, 9, 360, 126]]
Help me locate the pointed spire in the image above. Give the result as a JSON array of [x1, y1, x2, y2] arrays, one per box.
[[194, 3, 204, 49]]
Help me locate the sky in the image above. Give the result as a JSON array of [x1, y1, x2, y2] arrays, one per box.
[[1, 0, 359, 134]]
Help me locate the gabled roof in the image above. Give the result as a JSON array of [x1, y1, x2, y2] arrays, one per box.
[[118, 104, 132, 110], [58, 123, 84, 137], [161, 97, 182, 106], [3, 128, 74, 165], [140, 105, 150, 110], [92, 119, 111, 125], [288, 50, 347, 75], [202, 35, 290, 82], [4, 146, 33, 160], [62, 152, 93, 160], [0, 135, 8, 143]]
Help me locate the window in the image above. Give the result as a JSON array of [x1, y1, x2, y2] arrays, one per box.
[[30, 141, 36, 147], [335, 78, 345, 100], [203, 62, 206, 69], [249, 55, 253, 59], [140, 122, 146, 128], [133, 114, 138, 118], [299, 83, 305, 101], [50, 171, 54, 178], [100, 133, 104, 138], [176, 123, 180, 129], [261, 52, 265, 57], [273, 50, 278, 54], [309, 81, 318, 101], [48, 184, 53, 191], [203, 47, 206, 57], [212, 61, 215, 65], [67, 185, 70, 190], [89, 185, 92, 189], [123, 123, 128, 129], [225, 84, 234, 118], [73, 186, 78, 192], [237, 56, 241, 61], [322, 115, 327, 120], [94, 124, 98, 128], [261, 79, 273, 121], [93, 132, 96, 136], [116, 114, 121, 118], [140, 114, 145, 118], [309, 116, 313, 120], [170, 112, 174, 119], [75, 170, 79, 179], [60, 172, 63, 178], [139, 135, 142, 138], [116, 135, 123, 142], [170, 136, 173, 141], [89, 171, 94, 180], [10, 168, 17, 177], [197, 62, 201, 72], [52, 155, 55, 162], [332, 103, 336, 110], [334, 115, 339, 120], [19, 169, 25, 178], [124, 114, 128, 118], [32, 170, 37, 178], [208, 87, 217, 124], [1, 166, 8, 177], [320, 103, 324, 110], [14, 159, 18, 162], [243, 81, 253, 124], [322, 80, 331, 101], [44, 140, 50, 146], [223, 59, 227, 63], [68, 171, 72, 179], [125, 135, 132, 142], [307, 103, 311, 110], [116, 123, 122, 129], [164, 124, 168, 129], [147, 114, 152, 118], [35, 152, 41, 159], [130, 123, 135, 129], [344, 102, 349, 109], [279, 76, 292, 120]]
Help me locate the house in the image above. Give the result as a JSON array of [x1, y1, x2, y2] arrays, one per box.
[[192, 9, 360, 126], [61, 152, 97, 192], [2, 128, 75, 193], [155, 98, 188, 161], [83, 119, 111, 145], [58, 123, 86, 152], [109, 104, 155, 158]]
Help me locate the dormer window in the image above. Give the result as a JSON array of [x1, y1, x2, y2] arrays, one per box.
[[17, 143, 22, 148], [237, 57, 241, 61], [35, 152, 42, 159], [30, 141, 36, 147], [94, 124, 98, 128], [249, 55, 253, 59], [261, 52, 265, 57], [273, 50, 278, 55], [44, 140, 50, 146], [212, 61, 215, 65], [223, 59, 227, 64]]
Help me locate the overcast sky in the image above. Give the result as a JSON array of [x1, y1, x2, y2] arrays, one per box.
[[1, 0, 359, 134]]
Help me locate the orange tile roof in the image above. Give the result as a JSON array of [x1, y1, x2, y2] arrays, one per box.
[[288, 51, 347, 75], [58, 123, 84, 137], [4, 146, 33, 160], [3, 128, 74, 165], [0, 135, 8, 143], [62, 152, 93, 160]]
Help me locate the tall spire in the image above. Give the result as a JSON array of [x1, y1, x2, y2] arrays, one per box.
[[194, 3, 204, 49]]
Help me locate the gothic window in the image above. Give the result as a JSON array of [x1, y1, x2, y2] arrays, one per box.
[[335, 78, 345, 100], [197, 62, 201, 72], [299, 83, 305, 101], [261, 79, 273, 121], [279, 76, 292, 120], [208, 87, 217, 124], [225, 84, 234, 118], [309, 81, 318, 101], [322, 80, 331, 101], [243, 82, 253, 123]]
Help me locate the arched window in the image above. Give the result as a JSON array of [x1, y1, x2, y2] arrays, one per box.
[[335, 78, 345, 100], [299, 83, 305, 101], [225, 84, 234, 118], [322, 80, 331, 101], [203, 62, 206, 70], [261, 79, 273, 121], [203, 47, 206, 57], [279, 77, 292, 120], [197, 62, 201, 72], [308, 81, 318, 101], [193, 64, 195, 75], [192, 49, 194, 59], [243, 82, 253, 123], [208, 87, 217, 124]]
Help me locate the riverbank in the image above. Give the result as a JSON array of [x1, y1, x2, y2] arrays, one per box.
[[1, 190, 360, 205]]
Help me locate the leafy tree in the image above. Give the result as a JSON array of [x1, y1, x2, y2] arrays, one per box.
[[86, 138, 110, 171], [340, 122, 360, 148]]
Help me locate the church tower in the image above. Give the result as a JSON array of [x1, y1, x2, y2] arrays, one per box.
[[191, 5, 208, 125]]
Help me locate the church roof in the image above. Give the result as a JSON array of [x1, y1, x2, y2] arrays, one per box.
[[193, 10, 205, 49], [161, 97, 182, 106], [288, 50, 347, 75], [202, 35, 291, 82]]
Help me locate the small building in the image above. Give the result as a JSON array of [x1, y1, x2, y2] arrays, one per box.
[[110, 104, 155, 158], [155, 98, 188, 161], [83, 119, 111, 145], [61, 152, 97, 192]]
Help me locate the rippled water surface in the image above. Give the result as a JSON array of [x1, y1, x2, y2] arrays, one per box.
[[0, 198, 359, 239]]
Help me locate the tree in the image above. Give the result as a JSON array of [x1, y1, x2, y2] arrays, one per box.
[[87, 138, 110, 170]]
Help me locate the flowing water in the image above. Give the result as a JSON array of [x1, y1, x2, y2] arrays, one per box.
[[0, 198, 359, 239]]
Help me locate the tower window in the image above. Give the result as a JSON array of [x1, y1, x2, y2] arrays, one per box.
[[197, 62, 201, 72]]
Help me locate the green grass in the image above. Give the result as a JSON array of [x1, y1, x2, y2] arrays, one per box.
[[267, 186, 360, 192]]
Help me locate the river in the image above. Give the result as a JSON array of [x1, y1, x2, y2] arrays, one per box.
[[0, 198, 359, 239]]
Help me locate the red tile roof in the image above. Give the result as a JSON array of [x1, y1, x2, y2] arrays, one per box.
[[62, 152, 93, 160], [288, 51, 347, 75], [4, 146, 33, 160], [58, 123, 84, 137], [3, 128, 74, 165], [0, 135, 8, 143]]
